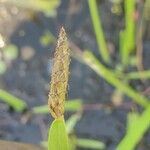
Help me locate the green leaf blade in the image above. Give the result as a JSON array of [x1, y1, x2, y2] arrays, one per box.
[[48, 118, 69, 150], [88, 0, 110, 63], [77, 138, 105, 150], [120, 0, 136, 66], [83, 51, 149, 108], [117, 104, 150, 150], [32, 99, 82, 114], [0, 89, 27, 112]]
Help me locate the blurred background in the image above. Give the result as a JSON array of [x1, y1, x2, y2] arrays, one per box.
[[0, 0, 150, 150]]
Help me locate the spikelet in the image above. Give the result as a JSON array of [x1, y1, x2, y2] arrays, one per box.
[[48, 27, 70, 119]]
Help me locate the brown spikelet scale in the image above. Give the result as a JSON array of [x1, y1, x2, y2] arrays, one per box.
[[48, 27, 70, 119]]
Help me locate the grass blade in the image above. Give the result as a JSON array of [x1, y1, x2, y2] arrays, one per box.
[[32, 99, 82, 114], [120, 0, 136, 65], [83, 51, 149, 108], [0, 89, 27, 112], [88, 0, 110, 63], [66, 113, 81, 134], [65, 99, 82, 111], [126, 70, 150, 80], [117, 104, 150, 150], [48, 118, 69, 150], [77, 138, 105, 150]]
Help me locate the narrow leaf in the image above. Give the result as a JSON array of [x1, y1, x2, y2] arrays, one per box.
[[66, 113, 81, 134], [83, 51, 149, 108], [126, 70, 150, 80], [77, 138, 105, 150], [48, 118, 69, 150], [0, 89, 27, 112], [88, 0, 110, 63], [32, 99, 82, 114], [117, 105, 150, 150]]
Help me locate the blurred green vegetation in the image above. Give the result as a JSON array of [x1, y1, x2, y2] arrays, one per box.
[[120, 0, 135, 66], [32, 99, 82, 114], [86, 0, 150, 149], [2, 0, 60, 17], [0, 89, 27, 112], [83, 50, 149, 108], [40, 31, 56, 47], [0, 44, 18, 74], [88, 0, 110, 63], [117, 104, 150, 150]]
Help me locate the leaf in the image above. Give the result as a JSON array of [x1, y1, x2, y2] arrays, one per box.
[[127, 112, 139, 133], [120, 0, 136, 65], [65, 99, 82, 111], [66, 113, 81, 134], [88, 0, 110, 63], [77, 138, 105, 150], [0, 89, 27, 112], [126, 70, 150, 80], [48, 118, 69, 150], [32, 105, 48, 114], [32, 99, 82, 114], [82, 50, 149, 108], [116, 104, 150, 150]]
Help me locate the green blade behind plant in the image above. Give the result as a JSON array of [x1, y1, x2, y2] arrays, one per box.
[[32, 99, 82, 114], [66, 113, 81, 134], [0, 89, 27, 112], [77, 138, 105, 150], [120, 0, 136, 66], [88, 0, 110, 63], [116, 104, 150, 150], [83, 51, 149, 108], [125, 70, 150, 80]]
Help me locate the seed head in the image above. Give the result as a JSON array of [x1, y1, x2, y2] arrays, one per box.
[[48, 27, 70, 119]]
